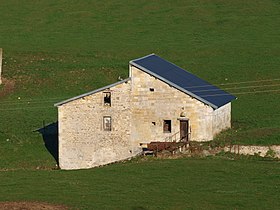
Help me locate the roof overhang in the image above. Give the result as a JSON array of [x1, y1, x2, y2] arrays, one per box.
[[54, 78, 131, 107]]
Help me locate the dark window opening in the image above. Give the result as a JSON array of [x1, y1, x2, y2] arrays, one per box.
[[152, 122, 156, 125], [163, 120, 171, 133], [149, 88, 154, 92], [104, 92, 111, 106], [103, 116, 112, 131]]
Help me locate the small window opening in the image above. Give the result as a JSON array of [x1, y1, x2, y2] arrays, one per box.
[[104, 92, 111, 106], [152, 122, 156, 125], [163, 120, 171, 133], [149, 88, 154, 92], [103, 116, 112, 131]]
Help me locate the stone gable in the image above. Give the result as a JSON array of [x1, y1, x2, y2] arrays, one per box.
[[58, 80, 136, 169], [130, 65, 216, 144]]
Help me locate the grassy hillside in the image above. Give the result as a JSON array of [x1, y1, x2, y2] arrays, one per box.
[[1, 158, 280, 209], [0, 0, 279, 168], [0, 1, 279, 208]]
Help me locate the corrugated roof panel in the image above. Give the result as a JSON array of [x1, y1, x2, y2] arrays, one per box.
[[130, 54, 235, 109]]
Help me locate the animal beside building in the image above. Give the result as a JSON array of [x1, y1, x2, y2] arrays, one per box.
[[55, 54, 236, 170]]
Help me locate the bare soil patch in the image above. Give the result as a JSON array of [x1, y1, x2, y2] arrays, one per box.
[[0, 77, 15, 98], [0, 201, 69, 210]]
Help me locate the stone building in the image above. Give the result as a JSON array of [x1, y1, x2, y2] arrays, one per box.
[[55, 54, 235, 170]]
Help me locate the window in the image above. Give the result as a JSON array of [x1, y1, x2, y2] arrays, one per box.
[[104, 92, 111, 106], [149, 88, 154, 92], [163, 120, 171, 133], [103, 116, 112, 131]]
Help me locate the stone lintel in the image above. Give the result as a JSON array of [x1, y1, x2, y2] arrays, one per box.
[[177, 117, 189, 121]]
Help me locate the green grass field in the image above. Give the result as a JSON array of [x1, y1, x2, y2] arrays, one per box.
[[1, 157, 280, 209], [0, 0, 279, 209]]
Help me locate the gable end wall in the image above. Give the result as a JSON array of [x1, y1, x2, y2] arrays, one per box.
[[130, 65, 215, 144], [58, 81, 135, 170]]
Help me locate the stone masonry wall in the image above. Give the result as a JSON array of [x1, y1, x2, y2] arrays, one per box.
[[212, 103, 231, 137], [129, 65, 215, 145], [224, 145, 280, 158], [58, 80, 135, 170]]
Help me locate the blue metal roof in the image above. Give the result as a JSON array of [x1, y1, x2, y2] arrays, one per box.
[[130, 54, 236, 109]]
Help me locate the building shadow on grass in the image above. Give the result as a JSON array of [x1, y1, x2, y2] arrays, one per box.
[[36, 122, 58, 164]]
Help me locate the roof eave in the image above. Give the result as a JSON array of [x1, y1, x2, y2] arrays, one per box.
[[54, 78, 131, 107]]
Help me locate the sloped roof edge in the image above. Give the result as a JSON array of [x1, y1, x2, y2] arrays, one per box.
[[54, 78, 131, 107], [129, 60, 219, 109], [129, 54, 236, 109]]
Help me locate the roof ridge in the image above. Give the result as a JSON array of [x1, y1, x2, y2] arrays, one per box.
[[129, 53, 155, 63]]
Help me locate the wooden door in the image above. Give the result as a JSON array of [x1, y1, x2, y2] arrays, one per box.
[[180, 120, 189, 142]]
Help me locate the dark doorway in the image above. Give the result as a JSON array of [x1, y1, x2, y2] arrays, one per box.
[[180, 120, 189, 142]]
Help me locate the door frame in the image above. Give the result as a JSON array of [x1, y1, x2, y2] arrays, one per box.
[[179, 119, 189, 142]]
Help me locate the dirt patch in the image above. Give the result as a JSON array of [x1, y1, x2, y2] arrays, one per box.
[[0, 77, 15, 98], [244, 127, 280, 138], [0, 201, 69, 210]]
